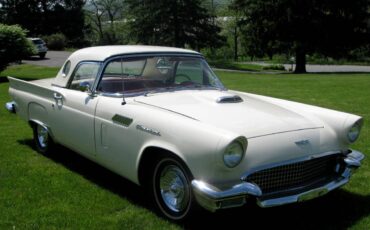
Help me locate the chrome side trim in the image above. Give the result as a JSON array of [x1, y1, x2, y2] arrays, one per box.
[[192, 149, 364, 212], [5, 101, 16, 113], [136, 124, 161, 136]]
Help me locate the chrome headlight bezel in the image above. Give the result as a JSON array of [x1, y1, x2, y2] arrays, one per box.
[[347, 120, 363, 143], [223, 137, 247, 168]]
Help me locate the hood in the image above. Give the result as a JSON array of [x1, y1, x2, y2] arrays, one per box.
[[134, 90, 323, 138]]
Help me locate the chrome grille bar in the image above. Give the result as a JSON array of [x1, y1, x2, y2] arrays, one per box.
[[245, 154, 339, 194]]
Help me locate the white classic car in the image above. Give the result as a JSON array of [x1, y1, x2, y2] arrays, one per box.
[[6, 46, 364, 220]]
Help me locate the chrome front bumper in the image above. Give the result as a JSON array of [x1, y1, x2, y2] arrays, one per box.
[[192, 150, 365, 212]]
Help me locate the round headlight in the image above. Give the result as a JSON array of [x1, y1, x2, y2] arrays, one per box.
[[347, 121, 362, 143], [223, 140, 245, 168]]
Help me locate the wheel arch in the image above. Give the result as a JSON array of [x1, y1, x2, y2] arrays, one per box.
[[137, 145, 192, 187], [28, 102, 48, 126], [28, 119, 56, 142]]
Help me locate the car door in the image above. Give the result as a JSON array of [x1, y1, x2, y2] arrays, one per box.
[[50, 62, 101, 158], [93, 57, 148, 180]]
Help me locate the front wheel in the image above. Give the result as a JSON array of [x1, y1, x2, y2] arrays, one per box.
[[33, 123, 54, 154], [152, 157, 194, 220]]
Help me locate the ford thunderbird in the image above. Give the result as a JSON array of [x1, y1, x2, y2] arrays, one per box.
[[5, 46, 364, 220]]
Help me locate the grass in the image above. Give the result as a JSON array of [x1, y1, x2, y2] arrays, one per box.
[[0, 64, 60, 82], [1, 64, 369, 229], [208, 60, 285, 72]]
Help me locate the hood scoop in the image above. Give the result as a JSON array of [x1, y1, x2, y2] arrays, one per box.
[[216, 95, 243, 103]]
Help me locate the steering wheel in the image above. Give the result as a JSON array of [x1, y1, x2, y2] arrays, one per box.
[[175, 74, 191, 83]]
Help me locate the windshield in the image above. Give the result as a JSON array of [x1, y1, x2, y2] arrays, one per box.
[[97, 56, 224, 96], [32, 39, 44, 45]]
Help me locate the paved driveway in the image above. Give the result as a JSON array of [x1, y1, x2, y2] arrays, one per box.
[[23, 51, 72, 67], [24, 51, 370, 73], [284, 64, 370, 73], [248, 62, 370, 73]]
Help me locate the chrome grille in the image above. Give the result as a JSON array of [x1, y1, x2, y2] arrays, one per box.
[[245, 154, 340, 195]]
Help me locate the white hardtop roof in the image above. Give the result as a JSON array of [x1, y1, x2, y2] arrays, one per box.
[[68, 45, 201, 62], [53, 45, 201, 88]]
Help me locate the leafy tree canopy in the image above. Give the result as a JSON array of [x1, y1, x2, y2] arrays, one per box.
[[127, 0, 225, 49], [0, 0, 86, 44], [232, 0, 370, 73]]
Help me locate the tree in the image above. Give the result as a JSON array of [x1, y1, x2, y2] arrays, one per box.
[[85, 0, 127, 44], [0, 0, 86, 46], [0, 24, 34, 72], [232, 0, 370, 73], [127, 0, 225, 50]]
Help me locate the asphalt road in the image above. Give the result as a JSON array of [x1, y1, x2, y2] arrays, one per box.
[[24, 51, 370, 73], [284, 64, 370, 73], [23, 51, 72, 67], [248, 61, 370, 73]]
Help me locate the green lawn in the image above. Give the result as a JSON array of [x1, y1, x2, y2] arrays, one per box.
[[1, 65, 369, 229], [208, 60, 285, 72]]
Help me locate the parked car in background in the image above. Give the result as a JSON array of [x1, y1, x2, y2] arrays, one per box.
[[5, 46, 365, 220], [28, 38, 48, 59]]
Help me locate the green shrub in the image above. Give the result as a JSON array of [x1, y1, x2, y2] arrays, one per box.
[[0, 24, 34, 72], [43, 33, 66, 50]]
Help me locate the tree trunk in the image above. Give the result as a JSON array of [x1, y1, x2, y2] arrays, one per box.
[[294, 45, 306, 73], [234, 26, 238, 61]]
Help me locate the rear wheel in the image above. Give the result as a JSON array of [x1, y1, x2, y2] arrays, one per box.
[[152, 157, 194, 220], [33, 123, 54, 154], [39, 53, 46, 59]]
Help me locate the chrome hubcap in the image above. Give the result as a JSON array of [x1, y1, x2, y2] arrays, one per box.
[[160, 165, 190, 213], [37, 125, 48, 148]]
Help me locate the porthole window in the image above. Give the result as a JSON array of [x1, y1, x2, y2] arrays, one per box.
[[62, 60, 71, 77]]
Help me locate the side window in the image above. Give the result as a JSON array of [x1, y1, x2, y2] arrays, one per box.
[[69, 62, 100, 91], [97, 58, 147, 94], [62, 60, 71, 77]]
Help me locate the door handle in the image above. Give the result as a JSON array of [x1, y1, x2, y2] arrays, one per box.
[[53, 92, 63, 100]]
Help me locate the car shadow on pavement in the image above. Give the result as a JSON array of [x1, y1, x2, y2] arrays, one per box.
[[18, 139, 370, 229]]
